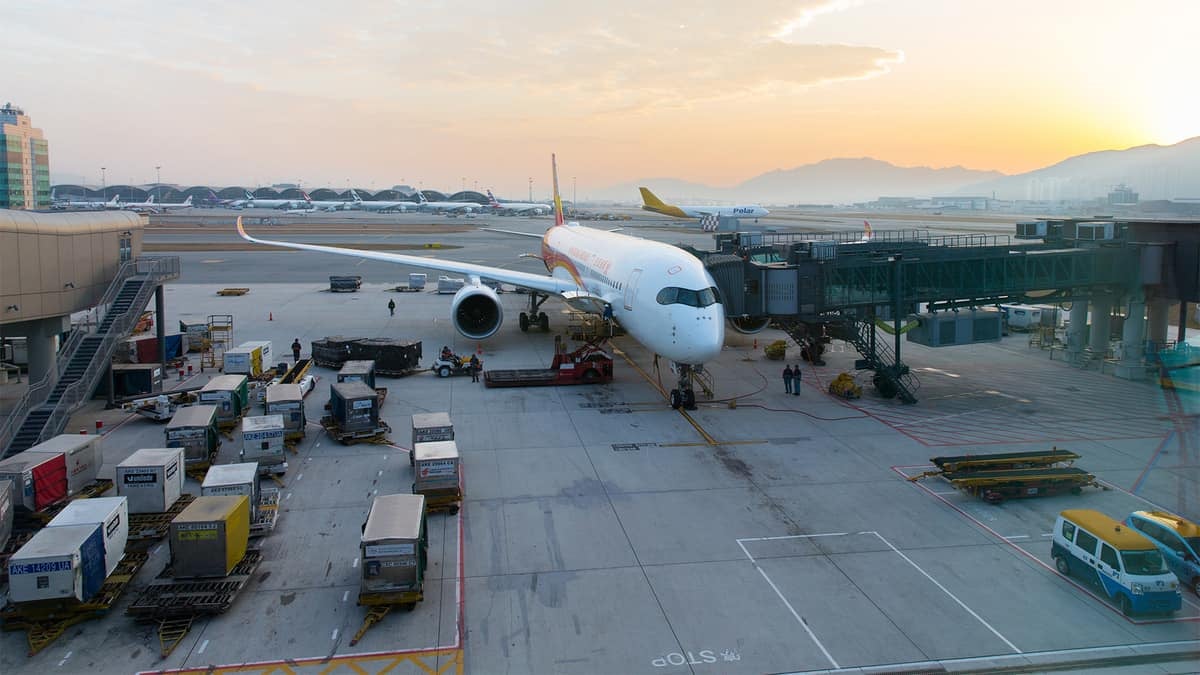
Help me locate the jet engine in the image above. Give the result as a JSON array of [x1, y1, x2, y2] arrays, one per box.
[[451, 283, 503, 339], [728, 316, 771, 334]]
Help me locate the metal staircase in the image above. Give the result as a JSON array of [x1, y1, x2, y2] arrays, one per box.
[[1, 257, 180, 457], [778, 315, 919, 404]]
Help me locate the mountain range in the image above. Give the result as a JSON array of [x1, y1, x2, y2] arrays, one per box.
[[592, 136, 1200, 205]]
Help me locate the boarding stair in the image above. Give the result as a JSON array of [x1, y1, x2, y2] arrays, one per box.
[[1, 257, 180, 458], [779, 315, 919, 403]]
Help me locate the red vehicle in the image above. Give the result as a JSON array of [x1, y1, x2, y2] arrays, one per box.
[[484, 341, 613, 388]]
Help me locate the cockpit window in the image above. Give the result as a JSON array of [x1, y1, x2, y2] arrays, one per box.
[[656, 286, 721, 307]]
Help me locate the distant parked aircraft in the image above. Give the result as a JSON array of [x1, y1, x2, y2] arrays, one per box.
[[486, 190, 550, 215], [639, 187, 769, 220]]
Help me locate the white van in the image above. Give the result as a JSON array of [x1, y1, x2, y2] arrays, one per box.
[[1052, 509, 1181, 615], [998, 304, 1042, 331]]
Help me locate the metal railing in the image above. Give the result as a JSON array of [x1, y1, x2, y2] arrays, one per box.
[[0, 256, 180, 453]]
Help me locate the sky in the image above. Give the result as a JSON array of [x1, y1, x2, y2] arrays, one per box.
[[6, 0, 1197, 196]]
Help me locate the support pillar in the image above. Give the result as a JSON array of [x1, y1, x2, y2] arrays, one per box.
[[20, 316, 70, 384], [155, 285, 166, 378], [1178, 302, 1188, 345], [1089, 295, 1113, 356], [1147, 297, 1169, 347], [1116, 299, 1146, 380], [1066, 301, 1088, 362]]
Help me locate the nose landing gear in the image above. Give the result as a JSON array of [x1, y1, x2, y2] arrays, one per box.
[[668, 363, 698, 410]]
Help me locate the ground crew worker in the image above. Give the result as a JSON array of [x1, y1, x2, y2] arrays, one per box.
[[792, 364, 802, 395], [782, 364, 794, 394], [387, 298, 396, 316], [291, 338, 301, 362], [469, 354, 481, 382]]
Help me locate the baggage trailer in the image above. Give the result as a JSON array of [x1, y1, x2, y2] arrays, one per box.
[[1, 547, 149, 655], [484, 341, 613, 388], [911, 466, 1102, 504], [164, 404, 221, 468], [127, 493, 196, 543], [928, 447, 1080, 473], [322, 381, 390, 444], [351, 494, 427, 645]]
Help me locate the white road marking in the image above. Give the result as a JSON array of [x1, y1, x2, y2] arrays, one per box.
[[57, 651, 73, 667], [736, 539, 839, 669], [198, 640, 209, 654], [872, 532, 1021, 653], [377, 470, 383, 477], [352, 557, 359, 568], [372, 489, 378, 495], [1040, 533, 1054, 537], [342, 590, 350, 602], [383, 455, 388, 460], [297, 473, 303, 481], [285, 492, 292, 501], [332, 628, 340, 641], [152, 545, 162, 556], [1002, 535, 1029, 540]]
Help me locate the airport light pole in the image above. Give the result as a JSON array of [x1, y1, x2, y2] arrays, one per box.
[[101, 167, 106, 201], [155, 165, 161, 200], [528, 177, 532, 202], [572, 176, 576, 215]]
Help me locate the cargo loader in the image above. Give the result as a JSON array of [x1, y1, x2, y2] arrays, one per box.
[[483, 340, 613, 388]]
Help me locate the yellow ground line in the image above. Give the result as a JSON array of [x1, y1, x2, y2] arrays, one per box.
[[612, 344, 719, 446]]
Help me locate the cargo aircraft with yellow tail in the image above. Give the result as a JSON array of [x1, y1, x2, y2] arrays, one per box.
[[638, 187, 769, 219], [237, 155, 726, 409]]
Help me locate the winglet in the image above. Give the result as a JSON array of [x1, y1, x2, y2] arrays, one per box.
[[551, 154, 564, 227], [236, 216, 251, 242]]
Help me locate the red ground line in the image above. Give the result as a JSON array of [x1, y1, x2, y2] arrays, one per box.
[[890, 465, 1198, 625]]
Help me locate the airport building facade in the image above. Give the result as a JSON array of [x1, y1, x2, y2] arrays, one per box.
[[0, 103, 51, 210]]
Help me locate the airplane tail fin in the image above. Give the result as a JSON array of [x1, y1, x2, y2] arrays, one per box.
[[183, 196, 192, 206], [415, 190, 427, 204], [147, 195, 155, 204], [245, 190, 254, 200], [639, 187, 669, 209], [551, 154, 565, 227], [863, 220, 873, 241], [486, 189, 500, 207], [301, 190, 312, 203], [350, 189, 362, 202]]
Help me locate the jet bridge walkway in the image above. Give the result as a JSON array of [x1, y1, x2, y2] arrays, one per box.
[[691, 227, 1143, 402]]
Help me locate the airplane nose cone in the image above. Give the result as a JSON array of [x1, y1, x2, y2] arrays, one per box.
[[679, 308, 725, 364]]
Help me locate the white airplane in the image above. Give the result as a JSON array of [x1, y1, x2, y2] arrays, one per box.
[[301, 190, 355, 211], [234, 190, 300, 209], [237, 155, 726, 409], [486, 190, 550, 215], [413, 190, 482, 213], [121, 195, 159, 213], [639, 187, 769, 220], [53, 195, 121, 210], [160, 195, 194, 211], [348, 189, 417, 213]]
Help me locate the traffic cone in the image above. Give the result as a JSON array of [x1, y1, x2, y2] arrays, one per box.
[[476, 343, 483, 355], [269, 312, 273, 321], [753, 338, 758, 350]]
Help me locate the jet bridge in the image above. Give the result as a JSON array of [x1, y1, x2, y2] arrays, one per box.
[[688, 222, 1153, 403]]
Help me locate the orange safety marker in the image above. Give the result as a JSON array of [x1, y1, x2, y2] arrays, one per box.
[[269, 312, 274, 321]]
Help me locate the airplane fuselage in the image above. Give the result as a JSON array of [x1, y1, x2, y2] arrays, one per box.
[[642, 203, 770, 219], [540, 224, 724, 365]]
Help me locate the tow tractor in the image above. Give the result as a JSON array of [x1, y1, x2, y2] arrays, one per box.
[[484, 338, 613, 388], [431, 351, 481, 378]]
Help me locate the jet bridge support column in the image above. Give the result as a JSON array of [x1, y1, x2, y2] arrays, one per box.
[[1116, 299, 1146, 380], [1066, 301, 1088, 363], [1088, 295, 1113, 358], [1147, 298, 1169, 347]]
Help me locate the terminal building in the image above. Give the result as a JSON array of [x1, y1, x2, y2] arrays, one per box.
[[0, 103, 51, 210]]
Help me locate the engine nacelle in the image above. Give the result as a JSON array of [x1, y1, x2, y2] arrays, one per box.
[[728, 316, 771, 334], [451, 283, 503, 339]]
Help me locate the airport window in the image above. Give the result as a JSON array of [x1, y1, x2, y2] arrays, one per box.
[[1074, 529, 1098, 555], [1061, 520, 1075, 541], [1099, 544, 1119, 569]]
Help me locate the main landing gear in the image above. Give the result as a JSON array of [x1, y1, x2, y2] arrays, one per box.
[[519, 292, 550, 332], [668, 363, 698, 411]]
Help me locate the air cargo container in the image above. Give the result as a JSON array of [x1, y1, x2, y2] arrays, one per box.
[[100, 363, 164, 398], [359, 494, 427, 606], [410, 412, 453, 467], [116, 448, 185, 514], [201, 463, 260, 519], [165, 405, 220, 465], [8, 523, 106, 602], [221, 347, 261, 377], [0, 451, 67, 512], [240, 415, 287, 475], [329, 381, 382, 433], [25, 434, 102, 496], [413, 441, 461, 495], [347, 338, 422, 375], [0, 479, 12, 550], [47, 497, 129, 577], [265, 384, 305, 440], [169, 495, 250, 578], [337, 360, 377, 389], [198, 375, 250, 424], [241, 341, 272, 366]]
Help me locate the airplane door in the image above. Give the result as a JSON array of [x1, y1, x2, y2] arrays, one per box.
[[624, 269, 642, 311]]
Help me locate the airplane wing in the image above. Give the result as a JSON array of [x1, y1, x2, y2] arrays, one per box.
[[236, 217, 576, 297], [479, 227, 544, 238]]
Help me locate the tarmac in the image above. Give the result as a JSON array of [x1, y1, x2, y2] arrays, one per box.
[[2, 213, 1198, 674]]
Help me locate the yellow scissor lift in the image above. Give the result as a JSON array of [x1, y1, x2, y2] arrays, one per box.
[[909, 447, 1102, 504]]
